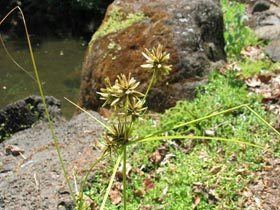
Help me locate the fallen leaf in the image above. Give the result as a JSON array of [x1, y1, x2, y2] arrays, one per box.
[[245, 77, 262, 87], [241, 46, 265, 60], [144, 178, 155, 191], [5, 145, 25, 156], [133, 189, 145, 198], [149, 146, 167, 164], [210, 166, 222, 174], [109, 188, 122, 205], [192, 196, 201, 209]]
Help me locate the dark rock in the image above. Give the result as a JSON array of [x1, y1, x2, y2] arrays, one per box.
[[79, 0, 226, 113], [0, 95, 62, 141], [265, 39, 280, 61], [0, 111, 103, 209], [252, 0, 270, 13]]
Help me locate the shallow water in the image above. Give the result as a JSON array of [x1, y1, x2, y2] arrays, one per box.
[[0, 37, 86, 118]]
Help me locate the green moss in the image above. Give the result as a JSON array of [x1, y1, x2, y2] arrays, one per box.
[[89, 6, 145, 46], [237, 59, 280, 78]]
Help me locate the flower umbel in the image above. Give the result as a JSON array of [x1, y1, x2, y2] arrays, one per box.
[[98, 73, 144, 109], [103, 121, 133, 155], [127, 98, 147, 120], [141, 44, 172, 80]]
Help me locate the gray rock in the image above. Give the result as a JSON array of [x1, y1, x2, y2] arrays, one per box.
[[260, 14, 280, 25], [0, 111, 103, 210], [0, 96, 62, 141], [265, 39, 280, 61], [255, 25, 280, 40], [252, 0, 270, 14], [250, 6, 280, 28]]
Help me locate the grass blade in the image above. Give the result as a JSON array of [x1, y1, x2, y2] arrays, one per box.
[[76, 150, 107, 209], [123, 146, 127, 210], [129, 135, 262, 148], [135, 104, 249, 141], [245, 105, 280, 137], [0, 34, 35, 80], [100, 153, 122, 210], [64, 97, 111, 131]]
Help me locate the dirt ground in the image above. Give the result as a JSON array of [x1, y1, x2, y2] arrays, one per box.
[[0, 111, 104, 210]]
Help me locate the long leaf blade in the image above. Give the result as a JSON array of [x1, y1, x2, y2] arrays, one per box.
[[129, 135, 262, 148]]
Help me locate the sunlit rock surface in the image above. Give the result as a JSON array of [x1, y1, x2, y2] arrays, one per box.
[[79, 0, 226, 112]]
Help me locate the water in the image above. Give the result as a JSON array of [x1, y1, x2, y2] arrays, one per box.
[[0, 37, 87, 118]]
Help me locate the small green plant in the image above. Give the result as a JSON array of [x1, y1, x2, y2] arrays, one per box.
[[222, 0, 259, 58], [237, 58, 280, 78]]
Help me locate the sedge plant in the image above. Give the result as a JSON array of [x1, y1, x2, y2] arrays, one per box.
[[68, 45, 279, 209], [1, 7, 280, 210]]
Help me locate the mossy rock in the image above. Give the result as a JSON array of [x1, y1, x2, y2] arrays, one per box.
[[79, 0, 226, 112]]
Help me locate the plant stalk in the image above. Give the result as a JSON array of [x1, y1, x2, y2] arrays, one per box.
[[0, 6, 75, 202], [135, 104, 249, 141], [129, 135, 262, 148], [144, 70, 156, 100], [245, 105, 280, 137], [123, 145, 127, 210], [100, 153, 122, 210]]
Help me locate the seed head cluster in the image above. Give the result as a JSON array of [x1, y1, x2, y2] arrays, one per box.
[[141, 44, 172, 80], [98, 73, 144, 110], [98, 44, 171, 154]]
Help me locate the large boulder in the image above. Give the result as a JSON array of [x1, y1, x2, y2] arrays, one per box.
[[79, 0, 226, 112]]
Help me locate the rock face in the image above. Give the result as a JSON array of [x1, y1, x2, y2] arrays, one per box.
[[0, 111, 103, 209], [250, 2, 280, 61], [0, 96, 61, 141], [79, 0, 226, 112]]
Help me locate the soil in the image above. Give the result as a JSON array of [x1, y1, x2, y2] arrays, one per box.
[[242, 1, 280, 209], [0, 111, 104, 210], [243, 157, 280, 210]]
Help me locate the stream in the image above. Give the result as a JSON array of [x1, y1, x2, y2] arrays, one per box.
[[0, 37, 86, 118]]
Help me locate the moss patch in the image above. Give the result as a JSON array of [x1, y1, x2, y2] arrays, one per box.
[[89, 6, 146, 46]]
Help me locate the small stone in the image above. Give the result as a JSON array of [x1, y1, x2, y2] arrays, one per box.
[[265, 39, 280, 62]]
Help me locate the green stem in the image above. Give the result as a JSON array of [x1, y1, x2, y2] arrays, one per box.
[[144, 70, 156, 100], [1, 6, 75, 202], [64, 97, 111, 131], [77, 150, 107, 209], [129, 135, 262, 148], [100, 153, 122, 210], [135, 104, 249, 141], [123, 145, 127, 210], [245, 105, 280, 137], [0, 34, 35, 80]]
